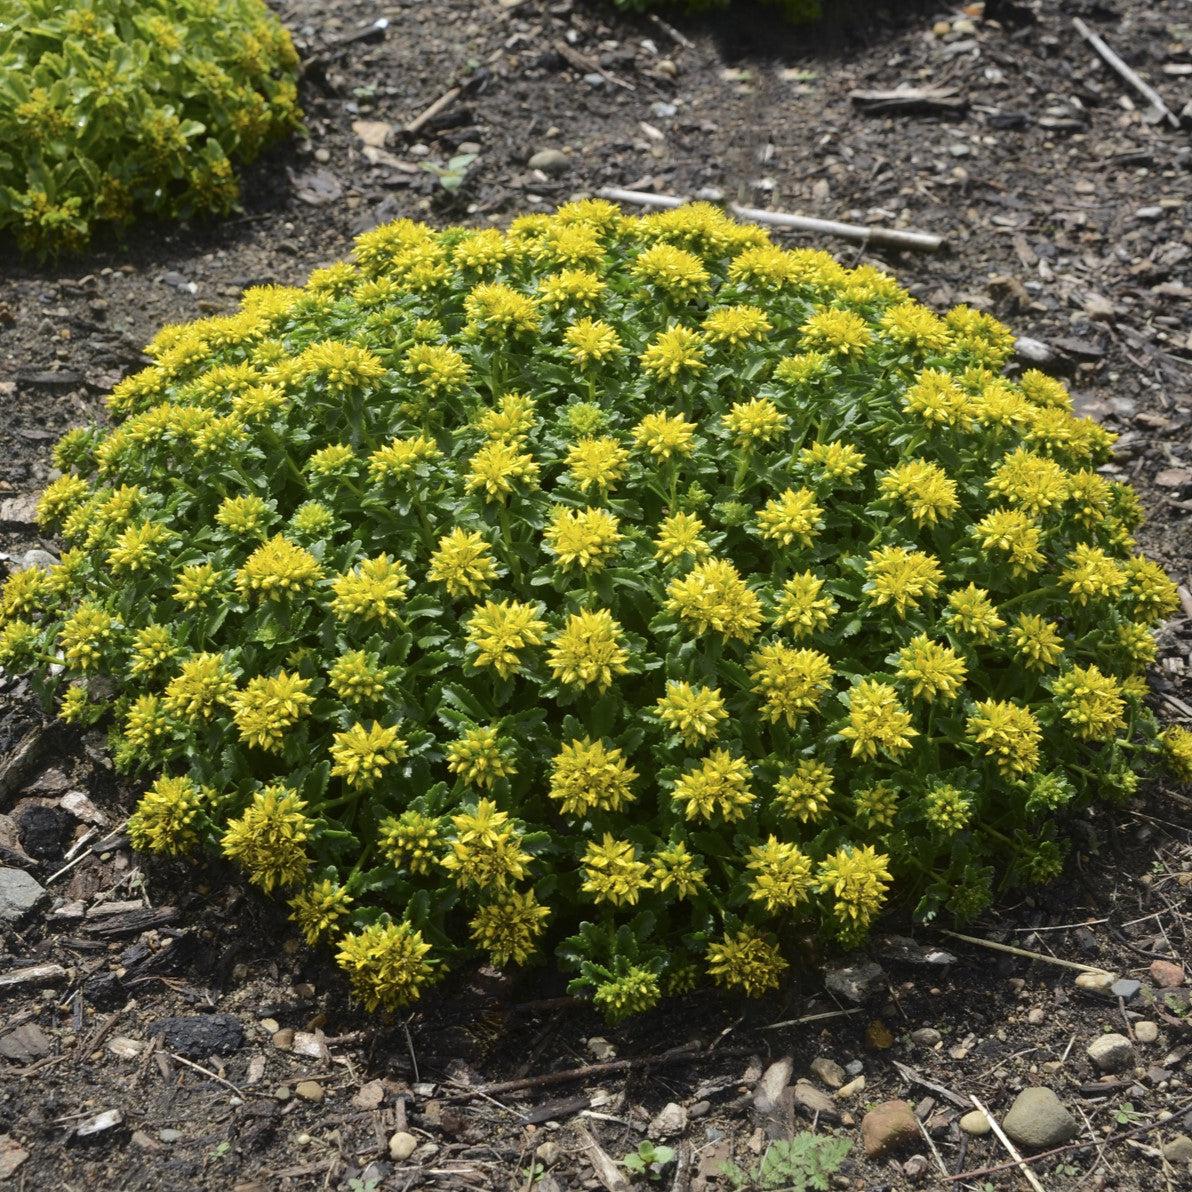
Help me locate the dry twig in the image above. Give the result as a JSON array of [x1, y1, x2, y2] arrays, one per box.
[[762, 1007, 863, 1031], [1072, 18, 1179, 128], [169, 1052, 246, 1100], [970, 1095, 1046, 1192], [444, 1042, 703, 1104], [943, 1099, 1192, 1183], [939, 929, 1115, 974], [553, 39, 635, 92], [597, 188, 944, 252], [850, 85, 967, 115]]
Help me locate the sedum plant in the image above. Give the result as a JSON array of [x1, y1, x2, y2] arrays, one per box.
[[2, 201, 1188, 1018], [0, 0, 301, 256]]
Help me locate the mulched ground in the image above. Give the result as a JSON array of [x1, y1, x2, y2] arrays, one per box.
[[1, 0, 1191, 1188]]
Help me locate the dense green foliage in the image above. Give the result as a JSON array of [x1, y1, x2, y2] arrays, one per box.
[[0, 0, 301, 255], [3, 202, 1188, 1018]]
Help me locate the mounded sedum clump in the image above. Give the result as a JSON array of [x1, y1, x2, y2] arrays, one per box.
[[0, 0, 300, 255], [3, 201, 1188, 1016]]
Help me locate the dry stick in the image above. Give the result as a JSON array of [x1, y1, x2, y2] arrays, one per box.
[[444, 1042, 703, 1104], [762, 1007, 863, 1031], [916, 1116, 949, 1179], [648, 11, 696, 51], [596, 188, 944, 253], [405, 85, 462, 136], [46, 821, 128, 884], [553, 39, 635, 92], [1075, 1102, 1109, 1175], [944, 1099, 1192, 1184], [971, 1095, 1046, 1192], [938, 929, 1114, 975], [169, 1051, 246, 1100], [1072, 18, 1180, 129]]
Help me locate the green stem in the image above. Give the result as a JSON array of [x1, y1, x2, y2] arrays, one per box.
[[732, 450, 750, 493], [997, 585, 1061, 614], [981, 823, 1024, 852], [346, 841, 375, 882], [497, 503, 523, 584]]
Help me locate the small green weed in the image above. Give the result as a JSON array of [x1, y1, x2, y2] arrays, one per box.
[[721, 1133, 851, 1191], [623, 1140, 676, 1180]]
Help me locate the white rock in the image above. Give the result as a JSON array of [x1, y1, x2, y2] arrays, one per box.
[[1086, 1032, 1134, 1074], [810, 1056, 846, 1089], [389, 1131, 418, 1162], [528, 149, 569, 176], [794, 1079, 837, 1120], [60, 790, 108, 826], [291, 1030, 330, 1062], [959, 1110, 991, 1136], [648, 1101, 687, 1138], [1074, 971, 1116, 995], [753, 1056, 793, 1114]]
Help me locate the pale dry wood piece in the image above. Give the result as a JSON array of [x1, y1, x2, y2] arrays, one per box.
[[649, 12, 695, 51], [553, 39, 636, 92], [444, 1041, 702, 1103], [1072, 17, 1179, 129], [169, 1051, 246, 1100], [46, 820, 128, 884], [890, 1060, 969, 1110], [1075, 1102, 1109, 1173], [1161, 692, 1192, 719], [969, 1095, 1046, 1192], [85, 898, 146, 918], [597, 188, 944, 252], [82, 906, 178, 938], [404, 85, 462, 136], [578, 1126, 630, 1192], [1177, 584, 1192, 620], [669, 1140, 694, 1192], [939, 929, 1115, 975], [0, 963, 68, 996], [304, 17, 388, 66], [916, 1116, 949, 1178], [850, 85, 967, 115], [762, 1007, 863, 1031]]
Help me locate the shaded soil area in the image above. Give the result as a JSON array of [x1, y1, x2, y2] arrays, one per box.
[[1, 0, 1191, 1188]]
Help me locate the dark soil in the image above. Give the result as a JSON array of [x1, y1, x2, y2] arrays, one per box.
[[2, 0, 1191, 1188]]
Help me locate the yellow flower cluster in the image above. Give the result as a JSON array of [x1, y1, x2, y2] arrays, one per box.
[[9, 202, 1184, 1021]]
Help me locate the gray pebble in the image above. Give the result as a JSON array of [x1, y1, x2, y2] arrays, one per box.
[[528, 148, 569, 176]]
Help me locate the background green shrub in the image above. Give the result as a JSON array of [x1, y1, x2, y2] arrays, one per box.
[[3, 202, 1187, 1018], [0, 0, 301, 255]]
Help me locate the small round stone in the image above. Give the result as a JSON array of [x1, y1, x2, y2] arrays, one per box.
[[1086, 1033, 1134, 1074], [389, 1131, 418, 1162], [959, 1110, 991, 1136], [528, 149, 569, 176], [1002, 1088, 1077, 1151]]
